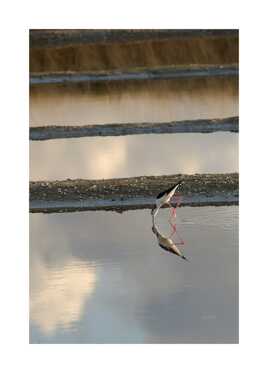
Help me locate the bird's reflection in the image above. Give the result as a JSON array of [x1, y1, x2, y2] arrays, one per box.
[[152, 219, 188, 261]]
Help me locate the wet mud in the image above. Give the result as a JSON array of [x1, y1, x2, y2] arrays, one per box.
[[30, 29, 238, 48], [30, 173, 238, 213], [30, 65, 238, 86], [30, 117, 238, 140]]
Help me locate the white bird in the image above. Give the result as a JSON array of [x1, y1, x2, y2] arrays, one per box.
[[151, 180, 183, 218]]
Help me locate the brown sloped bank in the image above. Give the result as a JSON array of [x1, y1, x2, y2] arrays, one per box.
[[30, 173, 238, 213]]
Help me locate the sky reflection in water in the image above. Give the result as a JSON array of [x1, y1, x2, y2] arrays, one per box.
[[30, 206, 238, 343], [30, 132, 238, 181]]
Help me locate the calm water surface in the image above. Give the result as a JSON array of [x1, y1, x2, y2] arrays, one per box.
[[30, 206, 238, 343], [30, 78, 238, 127], [30, 132, 238, 180]]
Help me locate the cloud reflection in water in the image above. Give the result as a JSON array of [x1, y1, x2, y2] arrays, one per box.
[[30, 257, 97, 335]]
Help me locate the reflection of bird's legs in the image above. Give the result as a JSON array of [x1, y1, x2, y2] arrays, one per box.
[[174, 226, 185, 245], [174, 194, 181, 209], [169, 222, 177, 238], [168, 221, 184, 244], [170, 194, 183, 222], [175, 237, 185, 245]]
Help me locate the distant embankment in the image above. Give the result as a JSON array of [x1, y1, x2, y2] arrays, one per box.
[[30, 65, 238, 86], [30, 173, 239, 213], [30, 117, 239, 141], [30, 29, 239, 48]]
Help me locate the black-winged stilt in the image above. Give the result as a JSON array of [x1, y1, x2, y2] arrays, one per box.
[[151, 180, 183, 218]]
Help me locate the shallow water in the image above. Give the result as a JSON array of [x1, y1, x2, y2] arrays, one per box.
[[30, 132, 238, 181], [30, 78, 238, 127], [30, 206, 238, 343]]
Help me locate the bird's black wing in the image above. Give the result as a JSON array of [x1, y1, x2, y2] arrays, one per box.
[[156, 181, 182, 199]]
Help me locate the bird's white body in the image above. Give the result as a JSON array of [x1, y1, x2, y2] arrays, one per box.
[[152, 183, 181, 218]]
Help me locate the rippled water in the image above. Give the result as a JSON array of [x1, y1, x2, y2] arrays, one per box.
[[30, 206, 238, 343]]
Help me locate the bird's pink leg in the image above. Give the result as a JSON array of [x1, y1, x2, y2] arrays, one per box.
[[169, 194, 182, 222], [175, 194, 182, 207], [168, 203, 176, 224], [171, 206, 177, 218], [167, 204, 177, 225], [174, 194, 185, 244]]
